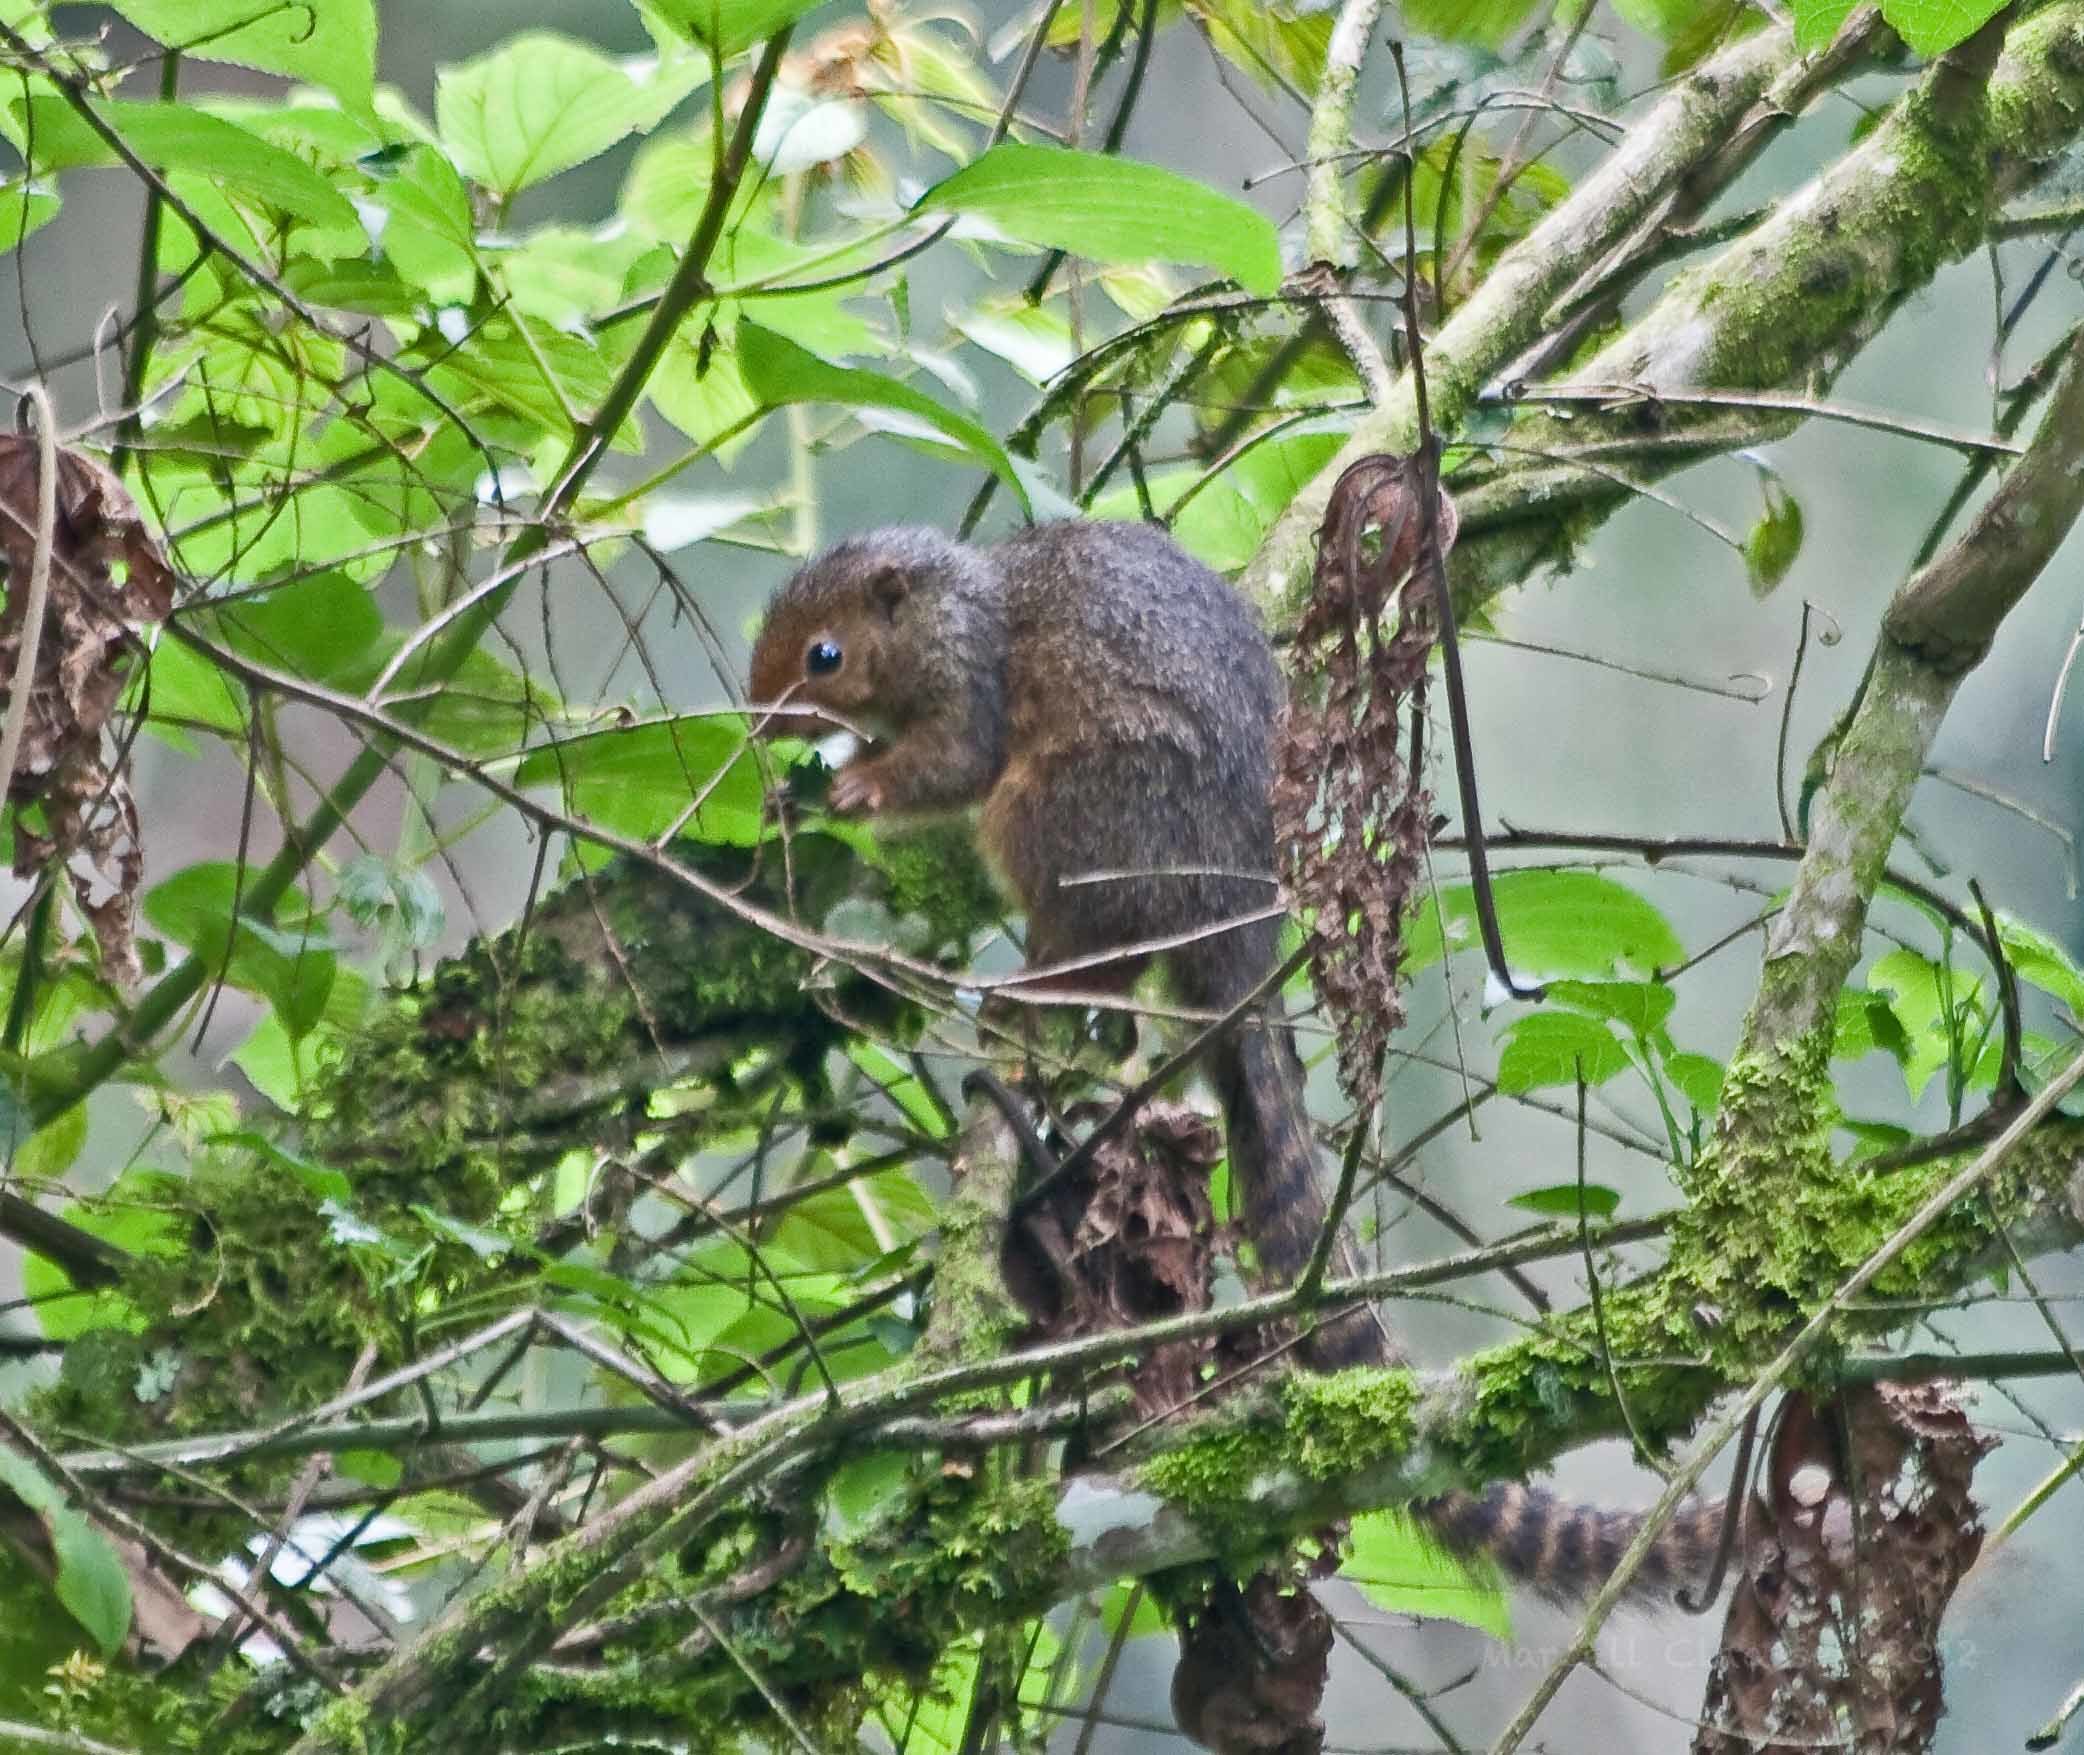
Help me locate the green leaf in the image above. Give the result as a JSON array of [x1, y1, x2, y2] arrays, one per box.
[[18, 99, 358, 230], [370, 143, 478, 301], [1405, 870, 1684, 981], [1546, 978, 1675, 1036], [213, 571, 385, 684], [914, 143, 1282, 296], [11, 1102, 85, 1180], [737, 323, 1031, 510], [1496, 1011, 1632, 1092], [1343, 1509, 1510, 1637], [143, 863, 338, 1040], [1088, 427, 1345, 571], [48, 1507, 133, 1656], [438, 33, 647, 198], [1507, 1181, 1622, 1219], [514, 717, 762, 845], [1794, 0, 1859, 48], [15, 1170, 186, 1341], [953, 305, 1075, 385], [1743, 472, 1803, 597], [1880, 0, 2005, 54], [1195, 0, 1334, 94], [822, 1450, 911, 1540], [1997, 912, 2084, 1018], [339, 856, 444, 950], [1402, 0, 1545, 48], [646, 0, 826, 57], [0, 183, 57, 253], [1664, 1050, 1726, 1115], [138, 637, 248, 747], [1867, 948, 1964, 1100], [108, 0, 376, 108], [0, 1448, 133, 1654]]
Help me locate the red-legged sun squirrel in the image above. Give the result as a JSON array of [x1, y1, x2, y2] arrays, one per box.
[[748, 519, 1720, 1602]]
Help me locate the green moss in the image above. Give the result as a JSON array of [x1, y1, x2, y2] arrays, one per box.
[[1139, 1368, 1420, 1541], [872, 820, 1007, 957]]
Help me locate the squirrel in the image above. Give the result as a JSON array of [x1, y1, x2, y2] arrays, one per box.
[[747, 519, 1723, 1604]]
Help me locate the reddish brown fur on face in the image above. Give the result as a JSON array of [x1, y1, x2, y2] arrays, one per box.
[[745, 591, 879, 741]]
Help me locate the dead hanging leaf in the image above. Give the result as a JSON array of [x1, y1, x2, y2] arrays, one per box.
[[0, 425, 179, 989], [1272, 453, 1457, 1108], [1014, 1098, 1222, 1418]]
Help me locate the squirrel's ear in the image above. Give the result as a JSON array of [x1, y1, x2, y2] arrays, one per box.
[[868, 565, 909, 617]]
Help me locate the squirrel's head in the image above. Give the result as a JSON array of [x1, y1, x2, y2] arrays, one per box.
[[746, 528, 972, 741]]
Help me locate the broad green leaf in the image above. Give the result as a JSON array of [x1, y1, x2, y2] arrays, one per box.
[[353, 642, 564, 757], [1088, 427, 1345, 571], [738, 323, 1030, 509], [229, 970, 372, 1111], [371, 144, 478, 302], [143, 863, 338, 1040], [514, 717, 762, 845], [1793, 0, 1859, 46], [0, 1543, 87, 1696], [139, 636, 248, 745], [213, 571, 384, 684], [108, 0, 376, 108], [11, 1102, 85, 1180], [338, 857, 444, 951], [1546, 978, 1675, 1036], [1195, 0, 1334, 94], [848, 1044, 954, 1140], [1833, 986, 1910, 1065], [170, 479, 389, 588], [822, 1451, 911, 1540], [0, 183, 56, 253], [953, 306, 1075, 385], [1881, 0, 2005, 53], [494, 223, 656, 326], [647, 0, 826, 56], [1867, 948, 1970, 1100], [1343, 1509, 1510, 1637], [418, 309, 636, 448], [1998, 913, 2084, 1018], [48, 1509, 132, 1656], [16, 1170, 185, 1341], [18, 99, 357, 229], [915, 143, 1282, 296], [0, 1452, 132, 1655], [1405, 871, 1684, 980], [769, 1176, 936, 1272], [622, 131, 714, 241], [1402, 0, 1544, 48], [1496, 1011, 1632, 1092], [438, 33, 650, 198], [1664, 1050, 1726, 1115], [650, 326, 763, 460], [1743, 475, 1803, 597], [1507, 1181, 1622, 1219]]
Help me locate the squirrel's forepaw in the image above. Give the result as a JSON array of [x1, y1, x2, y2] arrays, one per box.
[[828, 765, 885, 815]]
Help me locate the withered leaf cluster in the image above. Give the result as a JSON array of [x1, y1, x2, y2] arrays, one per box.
[[1272, 454, 1457, 1107], [0, 428, 178, 987], [1014, 1100, 1223, 1417]]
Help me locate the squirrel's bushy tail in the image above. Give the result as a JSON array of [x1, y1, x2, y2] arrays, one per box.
[[1421, 1484, 1726, 1604], [1213, 1018, 1724, 1606]]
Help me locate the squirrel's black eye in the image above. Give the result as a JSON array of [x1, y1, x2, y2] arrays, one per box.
[[805, 639, 844, 676]]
